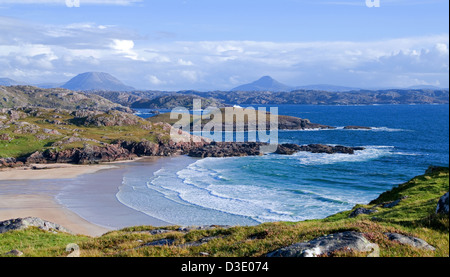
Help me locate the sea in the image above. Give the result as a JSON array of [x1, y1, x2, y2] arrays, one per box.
[[117, 104, 449, 226]]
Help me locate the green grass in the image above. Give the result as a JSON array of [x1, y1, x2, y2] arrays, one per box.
[[0, 108, 169, 159], [1, 167, 448, 257]]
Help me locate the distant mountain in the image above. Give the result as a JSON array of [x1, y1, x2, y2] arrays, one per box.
[[232, 76, 294, 92], [406, 85, 447, 90], [34, 82, 65, 89], [294, 84, 361, 92], [0, 78, 22, 86], [61, 72, 135, 91]]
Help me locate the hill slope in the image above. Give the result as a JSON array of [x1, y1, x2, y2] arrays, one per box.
[[0, 86, 130, 111], [0, 78, 22, 86], [232, 76, 293, 92], [61, 72, 135, 91]]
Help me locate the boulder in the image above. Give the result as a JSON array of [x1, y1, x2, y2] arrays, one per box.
[[436, 192, 449, 214], [4, 249, 23, 257], [385, 233, 435, 251], [349, 207, 378, 218], [266, 231, 379, 257], [0, 217, 73, 234]]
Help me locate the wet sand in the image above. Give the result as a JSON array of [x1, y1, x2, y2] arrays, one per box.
[[0, 157, 173, 237], [0, 164, 118, 181], [0, 194, 109, 237]]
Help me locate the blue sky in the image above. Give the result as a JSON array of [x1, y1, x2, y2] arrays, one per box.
[[0, 0, 448, 90]]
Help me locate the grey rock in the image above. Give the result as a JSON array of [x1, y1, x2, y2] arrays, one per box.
[[142, 238, 176, 247], [385, 233, 435, 251], [267, 231, 379, 257], [349, 207, 378, 218], [436, 192, 449, 214], [0, 217, 73, 234], [4, 249, 23, 257], [177, 225, 231, 232], [179, 237, 218, 248], [382, 196, 409, 208]]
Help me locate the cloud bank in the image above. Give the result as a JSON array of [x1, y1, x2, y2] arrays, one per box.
[[0, 16, 448, 90]]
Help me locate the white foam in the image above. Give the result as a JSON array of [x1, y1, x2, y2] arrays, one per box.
[[290, 146, 394, 165]]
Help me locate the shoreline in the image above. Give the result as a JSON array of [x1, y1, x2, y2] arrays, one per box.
[[0, 157, 170, 237], [0, 194, 110, 237]]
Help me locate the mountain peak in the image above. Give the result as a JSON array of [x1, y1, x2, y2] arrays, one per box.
[[232, 76, 293, 92], [0, 78, 22, 86], [61, 72, 135, 91]]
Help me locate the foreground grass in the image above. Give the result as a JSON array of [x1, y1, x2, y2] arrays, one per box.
[[0, 167, 448, 257]]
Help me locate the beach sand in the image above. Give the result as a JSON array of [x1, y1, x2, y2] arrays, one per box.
[[0, 158, 170, 237], [0, 164, 118, 181], [0, 194, 109, 237]]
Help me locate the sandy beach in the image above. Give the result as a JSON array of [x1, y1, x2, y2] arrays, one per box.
[[0, 164, 118, 181], [0, 194, 109, 237], [0, 158, 170, 237]]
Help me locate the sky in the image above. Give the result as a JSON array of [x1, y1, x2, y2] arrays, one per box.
[[0, 0, 448, 90]]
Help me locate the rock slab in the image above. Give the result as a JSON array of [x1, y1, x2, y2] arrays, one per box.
[[436, 192, 449, 214], [267, 231, 379, 257], [385, 233, 435, 251], [0, 217, 73, 234]]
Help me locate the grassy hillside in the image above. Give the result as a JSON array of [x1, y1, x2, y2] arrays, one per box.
[[1, 167, 447, 257], [0, 107, 170, 159], [0, 86, 130, 111]]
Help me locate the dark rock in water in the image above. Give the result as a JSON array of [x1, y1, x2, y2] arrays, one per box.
[[189, 143, 365, 158], [266, 231, 379, 257], [188, 142, 264, 158], [344, 126, 372, 130], [436, 192, 449, 214], [349, 207, 378, 218], [275, 144, 302, 155], [0, 217, 73, 234], [385, 233, 435, 251], [294, 144, 365, 155]]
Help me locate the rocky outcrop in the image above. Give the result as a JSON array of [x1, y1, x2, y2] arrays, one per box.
[[71, 110, 141, 127], [188, 142, 264, 158], [385, 233, 435, 251], [436, 192, 449, 214], [24, 144, 134, 165], [0, 157, 22, 168], [189, 143, 365, 158], [344, 126, 372, 130], [276, 144, 365, 155], [266, 232, 379, 257], [349, 207, 378, 218], [277, 116, 335, 130], [0, 217, 73, 234]]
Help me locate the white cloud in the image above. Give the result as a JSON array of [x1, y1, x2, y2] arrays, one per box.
[[147, 75, 165, 85], [0, 16, 448, 89], [0, 0, 142, 6]]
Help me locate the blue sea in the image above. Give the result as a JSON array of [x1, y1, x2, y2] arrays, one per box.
[[117, 105, 449, 226]]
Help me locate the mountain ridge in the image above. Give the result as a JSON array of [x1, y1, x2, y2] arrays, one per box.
[[61, 72, 135, 92]]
